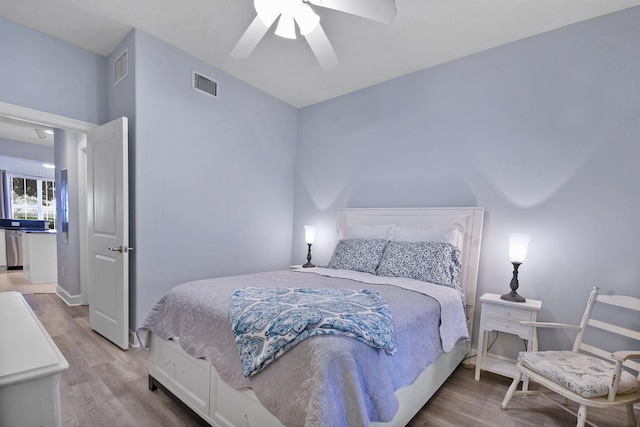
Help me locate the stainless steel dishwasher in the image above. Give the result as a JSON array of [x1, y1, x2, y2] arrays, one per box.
[[5, 229, 23, 268]]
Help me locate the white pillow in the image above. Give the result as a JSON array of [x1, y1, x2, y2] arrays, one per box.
[[338, 223, 396, 240], [389, 224, 464, 249]]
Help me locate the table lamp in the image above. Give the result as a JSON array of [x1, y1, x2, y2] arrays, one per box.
[[303, 225, 316, 268], [501, 233, 531, 302]]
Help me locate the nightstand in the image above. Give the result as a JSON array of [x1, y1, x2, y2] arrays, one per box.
[[474, 293, 542, 389]]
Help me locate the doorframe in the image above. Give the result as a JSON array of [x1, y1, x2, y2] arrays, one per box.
[[78, 140, 89, 305], [0, 101, 96, 304], [0, 101, 96, 134]]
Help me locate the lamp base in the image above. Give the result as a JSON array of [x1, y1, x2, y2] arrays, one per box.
[[303, 243, 314, 268], [500, 291, 526, 303]]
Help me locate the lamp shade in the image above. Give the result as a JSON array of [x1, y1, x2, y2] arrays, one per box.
[[508, 233, 531, 263], [304, 225, 316, 244]]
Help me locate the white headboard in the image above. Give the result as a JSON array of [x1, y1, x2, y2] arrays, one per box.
[[336, 207, 485, 310]]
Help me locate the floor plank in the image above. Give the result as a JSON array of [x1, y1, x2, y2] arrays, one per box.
[[412, 362, 636, 426], [3, 271, 636, 426], [0, 268, 56, 294]]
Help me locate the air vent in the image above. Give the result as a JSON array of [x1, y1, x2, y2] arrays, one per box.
[[193, 71, 218, 98], [114, 49, 128, 86]]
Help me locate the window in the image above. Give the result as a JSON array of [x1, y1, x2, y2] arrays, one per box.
[[11, 176, 56, 228]]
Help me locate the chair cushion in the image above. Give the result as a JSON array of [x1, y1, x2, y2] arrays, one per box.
[[518, 350, 640, 398]]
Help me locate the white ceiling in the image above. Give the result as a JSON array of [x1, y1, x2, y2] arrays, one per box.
[[0, 0, 638, 148], [0, 116, 54, 146]]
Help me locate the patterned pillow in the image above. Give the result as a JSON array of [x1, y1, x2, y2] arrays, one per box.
[[326, 239, 390, 274], [376, 241, 462, 288]]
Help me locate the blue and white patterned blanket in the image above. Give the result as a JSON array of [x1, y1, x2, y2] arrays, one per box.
[[230, 287, 397, 376]]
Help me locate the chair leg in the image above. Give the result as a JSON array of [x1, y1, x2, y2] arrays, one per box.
[[576, 405, 587, 427], [626, 403, 637, 427], [500, 371, 523, 410]]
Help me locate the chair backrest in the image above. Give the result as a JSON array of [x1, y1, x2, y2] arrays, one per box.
[[572, 287, 640, 377]]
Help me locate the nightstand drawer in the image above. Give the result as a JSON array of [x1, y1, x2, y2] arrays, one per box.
[[484, 304, 533, 322], [484, 316, 530, 336]]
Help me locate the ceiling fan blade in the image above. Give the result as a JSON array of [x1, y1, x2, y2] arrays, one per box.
[[307, 0, 396, 24], [231, 15, 273, 59], [303, 24, 340, 72]]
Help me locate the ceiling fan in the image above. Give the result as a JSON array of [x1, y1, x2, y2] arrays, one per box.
[[231, 0, 397, 72]]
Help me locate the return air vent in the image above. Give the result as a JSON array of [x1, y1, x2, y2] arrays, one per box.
[[114, 49, 128, 86], [193, 71, 218, 98]]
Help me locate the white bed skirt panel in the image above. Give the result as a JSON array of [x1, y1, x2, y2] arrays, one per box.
[[148, 333, 467, 427]]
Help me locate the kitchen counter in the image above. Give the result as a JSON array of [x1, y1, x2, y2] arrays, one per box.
[[23, 231, 57, 283], [0, 222, 52, 269], [0, 219, 51, 230]]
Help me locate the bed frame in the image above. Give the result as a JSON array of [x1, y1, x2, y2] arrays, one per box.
[[147, 207, 485, 427]]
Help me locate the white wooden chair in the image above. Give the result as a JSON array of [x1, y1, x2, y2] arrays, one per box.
[[500, 287, 640, 427]]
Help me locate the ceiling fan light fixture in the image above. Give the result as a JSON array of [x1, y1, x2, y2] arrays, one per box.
[[254, 0, 280, 26], [237, 0, 396, 71], [296, 3, 320, 35], [275, 14, 297, 39]]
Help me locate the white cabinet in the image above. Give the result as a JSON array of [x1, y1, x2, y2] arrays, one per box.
[[0, 291, 69, 427], [149, 334, 211, 420], [149, 334, 283, 427], [23, 231, 57, 283], [475, 293, 542, 389]]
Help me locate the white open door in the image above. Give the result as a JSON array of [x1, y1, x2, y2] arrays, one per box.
[[87, 117, 130, 349]]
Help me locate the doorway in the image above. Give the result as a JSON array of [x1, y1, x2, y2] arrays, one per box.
[[0, 101, 95, 305]]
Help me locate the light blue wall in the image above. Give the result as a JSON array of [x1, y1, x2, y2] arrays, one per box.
[[106, 30, 299, 327], [0, 17, 106, 303], [0, 17, 107, 124], [1, 19, 298, 330], [294, 7, 640, 353], [53, 129, 84, 297]]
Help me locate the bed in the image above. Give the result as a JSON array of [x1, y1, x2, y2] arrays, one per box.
[[136, 207, 484, 427]]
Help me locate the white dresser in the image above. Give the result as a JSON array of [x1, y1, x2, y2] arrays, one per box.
[[0, 291, 69, 427]]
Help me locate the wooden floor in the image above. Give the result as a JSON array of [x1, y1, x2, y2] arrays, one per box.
[[0, 268, 56, 294], [4, 271, 636, 426]]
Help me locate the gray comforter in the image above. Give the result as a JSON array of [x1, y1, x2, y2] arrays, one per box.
[[136, 268, 468, 427]]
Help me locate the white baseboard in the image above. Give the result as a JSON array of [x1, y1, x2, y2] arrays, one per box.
[[55, 285, 83, 306]]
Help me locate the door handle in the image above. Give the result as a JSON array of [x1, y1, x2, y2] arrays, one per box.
[[108, 245, 134, 253]]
